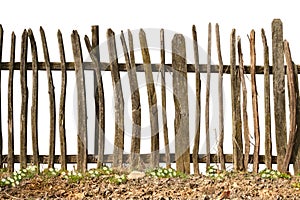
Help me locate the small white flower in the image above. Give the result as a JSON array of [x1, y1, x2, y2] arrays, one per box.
[[168, 168, 173, 172], [49, 168, 54, 172], [11, 183, 15, 187], [13, 172, 17, 176], [18, 175, 22, 180], [17, 171, 22, 175], [61, 172, 66, 176], [51, 172, 56, 175], [1, 178, 6, 182], [21, 173, 26, 177], [95, 171, 99, 175], [5, 181, 10, 185], [64, 175, 69, 179], [89, 170, 93, 174], [78, 173, 82, 177], [22, 169, 27, 173], [15, 181, 20, 185], [102, 166, 108, 171]]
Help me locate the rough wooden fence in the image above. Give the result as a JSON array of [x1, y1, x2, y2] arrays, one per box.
[[0, 19, 300, 174]]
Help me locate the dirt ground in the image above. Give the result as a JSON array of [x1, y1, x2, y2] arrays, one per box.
[[1, 171, 300, 199]]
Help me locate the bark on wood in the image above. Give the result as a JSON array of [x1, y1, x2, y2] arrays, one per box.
[[272, 19, 286, 172], [28, 29, 40, 171], [160, 29, 171, 169], [215, 24, 225, 171], [172, 34, 190, 174], [7, 32, 15, 173], [237, 37, 250, 171], [120, 30, 141, 170], [40, 27, 56, 169], [0, 25, 3, 168], [20, 30, 28, 169], [107, 29, 124, 168], [230, 29, 244, 171], [139, 29, 160, 168], [249, 30, 260, 173], [192, 25, 201, 174], [205, 23, 212, 169], [283, 40, 297, 172], [71, 30, 88, 172], [261, 29, 272, 169], [57, 30, 67, 170]]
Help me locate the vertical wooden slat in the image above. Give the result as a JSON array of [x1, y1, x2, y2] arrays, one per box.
[[57, 30, 67, 170], [7, 32, 15, 172], [205, 23, 212, 169], [139, 29, 159, 168], [71, 30, 88, 172], [230, 29, 244, 171], [91, 26, 105, 168], [272, 19, 286, 172], [215, 24, 225, 171], [283, 40, 297, 172], [120, 30, 141, 170], [0, 25, 3, 168], [107, 29, 124, 168], [172, 34, 190, 174], [160, 29, 170, 169], [261, 29, 272, 169], [28, 29, 40, 171], [250, 30, 260, 173], [20, 30, 28, 169], [192, 25, 201, 174], [40, 27, 56, 169], [237, 37, 250, 171]]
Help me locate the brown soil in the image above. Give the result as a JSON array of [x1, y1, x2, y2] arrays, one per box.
[[1, 173, 300, 199]]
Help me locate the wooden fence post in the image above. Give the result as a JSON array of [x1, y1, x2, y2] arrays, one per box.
[[0, 25, 2, 169], [272, 19, 286, 172], [172, 34, 190, 174]]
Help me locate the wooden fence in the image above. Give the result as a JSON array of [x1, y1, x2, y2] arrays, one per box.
[[0, 19, 299, 174]]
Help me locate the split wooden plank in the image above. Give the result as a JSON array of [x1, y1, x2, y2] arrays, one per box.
[[120, 30, 141, 170], [237, 37, 250, 171], [205, 23, 212, 169], [230, 29, 244, 171], [57, 30, 67, 171], [172, 34, 190, 174], [261, 29, 272, 169], [139, 29, 160, 168], [107, 29, 124, 168], [215, 24, 225, 170], [20, 30, 28, 169], [71, 30, 88, 172], [160, 29, 171, 169], [272, 19, 286, 172], [249, 30, 260, 173], [28, 29, 40, 171], [7, 32, 15, 173], [0, 25, 3, 168], [283, 40, 297, 172], [192, 25, 201, 174], [40, 27, 56, 169]]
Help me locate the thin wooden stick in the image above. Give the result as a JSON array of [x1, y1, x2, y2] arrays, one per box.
[[215, 23, 225, 171], [20, 30, 28, 169], [40, 27, 56, 169], [205, 23, 212, 169], [283, 40, 297, 172], [7, 32, 15, 173], [107, 29, 124, 168], [28, 29, 40, 171], [0, 25, 3, 168], [57, 30, 67, 171], [192, 25, 201, 174], [237, 36, 250, 171]]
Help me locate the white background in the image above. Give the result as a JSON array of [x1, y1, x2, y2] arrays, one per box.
[[0, 0, 298, 173]]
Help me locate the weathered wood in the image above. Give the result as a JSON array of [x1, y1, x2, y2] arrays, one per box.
[[20, 30, 28, 169], [71, 30, 88, 172], [237, 37, 250, 171], [57, 30, 67, 171], [120, 30, 141, 170], [172, 34, 190, 174], [272, 19, 286, 172], [249, 30, 260, 173], [192, 25, 201, 174], [40, 27, 56, 169], [107, 29, 124, 168], [7, 32, 15, 172], [28, 29, 39, 171], [160, 29, 171, 169], [230, 29, 244, 171], [283, 40, 297, 172], [205, 23, 212, 169], [215, 23, 225, 171], [139, 29, 160, 168], [261, 29, 272, 169], [0, 25, 3, 168]]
